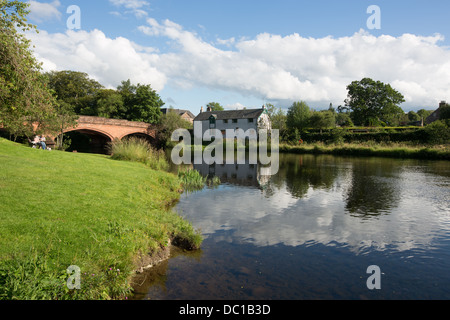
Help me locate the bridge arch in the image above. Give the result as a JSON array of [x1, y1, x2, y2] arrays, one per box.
[[63, 128, 113, 154], [119, 132, 158, 146]]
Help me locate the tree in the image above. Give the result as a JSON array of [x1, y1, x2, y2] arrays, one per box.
[[45, 70, 103, 115], [270, 107, 287, 132], [343, 78, 405, 126], [408, 111, 420, 122], [158, 107, 193, 147], [0, 0, 56, 139], [439, 103, 450, 120], [95, 89, 124, 119], [117, 80, 164, 124], [335, 112, 354, 127], [309, 110, 335, 133], [206, 102, 224, 111], [286, 101, 311, 132]]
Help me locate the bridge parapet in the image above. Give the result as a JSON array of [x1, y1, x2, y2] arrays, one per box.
[[77, 116, 153, 128]]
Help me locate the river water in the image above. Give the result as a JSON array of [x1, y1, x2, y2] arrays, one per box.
[[132, 154, 450, 300]]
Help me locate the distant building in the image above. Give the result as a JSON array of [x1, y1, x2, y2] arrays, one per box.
[[193, 106, 272, 139], [426, 101, 447, 125], [161, 108, 195, 124]]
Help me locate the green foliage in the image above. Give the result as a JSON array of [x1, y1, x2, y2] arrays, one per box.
[[343, 78, 405, 126], [439, 103, 450, 120], [425, 120, 450, 144], [0, 0, 57, 138], [206, 102, 224, 111], [177, 168, 221, 193], [44, 70, 103, 115], [108, 137, 168, 170], [158, 108, 193, 147], [286, 101, 311, 132], [117, 80, 164, 124]]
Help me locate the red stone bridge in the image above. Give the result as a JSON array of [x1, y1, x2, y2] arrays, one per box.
[[53, 116, 158, 153]]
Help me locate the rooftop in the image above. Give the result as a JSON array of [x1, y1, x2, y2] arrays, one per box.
[[194, 108, 265, 121]]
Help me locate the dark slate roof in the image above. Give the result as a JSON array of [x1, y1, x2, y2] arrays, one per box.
[[194, 108, 265, 121]]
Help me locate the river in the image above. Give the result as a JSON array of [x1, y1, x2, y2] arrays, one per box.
[[132, 153, 450, 300]]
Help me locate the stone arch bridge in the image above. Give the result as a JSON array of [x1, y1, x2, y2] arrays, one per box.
[[51, 116, 158, 154]]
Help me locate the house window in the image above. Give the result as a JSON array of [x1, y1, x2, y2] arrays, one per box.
[[248, 118, 254, 123], [224, 119, 229, 124], [232, 119, 238, 123], [209, 115, 216, 129]]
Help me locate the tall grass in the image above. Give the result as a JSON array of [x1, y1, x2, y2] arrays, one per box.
[[108, 137, 168, 170], [177, 168, 221, 192]]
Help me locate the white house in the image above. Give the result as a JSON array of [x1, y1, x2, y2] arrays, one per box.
[[193, 106, 272, 139]]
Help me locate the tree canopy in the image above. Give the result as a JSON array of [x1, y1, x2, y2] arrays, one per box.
[[343, 78, 405, 126], [0, 0, 56, 138]]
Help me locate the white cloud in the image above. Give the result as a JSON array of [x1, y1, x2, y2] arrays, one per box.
[[27, 0, 61, 23], [109, 0, 150, 18], [27, 17, 450, 109], [27, 29, 167, 90], [138, 19, 450, 108]]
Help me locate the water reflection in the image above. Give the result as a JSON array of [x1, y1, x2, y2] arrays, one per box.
[[135, 153, 450, 300], [176, 154, 450, 254]]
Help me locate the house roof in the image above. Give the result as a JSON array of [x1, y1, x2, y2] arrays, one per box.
[[161, 108, 195, 119], [194, 108, 265, 121]]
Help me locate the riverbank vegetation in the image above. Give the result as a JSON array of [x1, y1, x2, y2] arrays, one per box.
[[0, 138, 202, 299]]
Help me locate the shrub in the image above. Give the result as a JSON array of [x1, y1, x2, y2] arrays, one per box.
[[108, 137, 169, 170], [425, 120, 450, 144]]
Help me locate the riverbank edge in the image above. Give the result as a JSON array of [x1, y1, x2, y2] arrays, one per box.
[[278, 143, 450, 160], [182, 143, 449, 161]]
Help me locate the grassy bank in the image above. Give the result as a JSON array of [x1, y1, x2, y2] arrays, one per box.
[[279, 142, 450, 160], [0, 138, 201, 300]]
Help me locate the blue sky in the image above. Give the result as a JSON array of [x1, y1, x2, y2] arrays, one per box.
[[25, 0, 450, 113]]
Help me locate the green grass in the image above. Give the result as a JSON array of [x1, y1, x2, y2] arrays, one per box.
[[0, 138, 202, 300], [177, 168, 221, 193]]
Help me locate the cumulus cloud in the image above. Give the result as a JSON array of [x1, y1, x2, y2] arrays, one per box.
[[27, 29, 167, 90], [27, 0, 61, 23], [137, 18, 450, 108], [27, 17, 450, 109]]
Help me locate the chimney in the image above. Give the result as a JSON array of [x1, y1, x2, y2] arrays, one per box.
[[440, 101, 447, 109], [207, 106, 212, 112], [200, 106, 203, 113]]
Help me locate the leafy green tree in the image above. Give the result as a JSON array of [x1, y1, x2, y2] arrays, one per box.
[[309, 110, 335, 133], [117, 80, 164, 124], [44, 70, 103, 115], [408, 111, 420, 122], [417, 109, 433, 121], [335, 112, 354, 127], [95, 89, 124, 119], [270, 107, 287, 131], [286, 101, 311, 132], [343, 78, 405, 126], [439, 103, 450, 120], [206, 102, 224, 111], [158, 107, 193, 147], [0, 0, 56, 139]]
